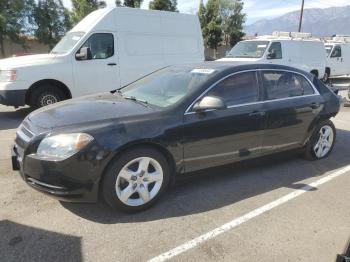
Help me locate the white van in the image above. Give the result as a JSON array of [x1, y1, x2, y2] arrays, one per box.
[[218, 31, 326, 79], [0, 7, 204, 108], [324, 35, 350, 79]]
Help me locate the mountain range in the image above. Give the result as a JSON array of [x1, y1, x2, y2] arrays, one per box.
[[244, 5, 350, 36]]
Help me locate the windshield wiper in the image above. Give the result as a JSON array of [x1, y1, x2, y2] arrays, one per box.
[[110, 89, 123, 95], [123, 96, 149, 107]]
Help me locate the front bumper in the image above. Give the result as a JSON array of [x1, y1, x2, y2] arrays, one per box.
[[11, 144, 100, 202], [0, 88, 26, 106]]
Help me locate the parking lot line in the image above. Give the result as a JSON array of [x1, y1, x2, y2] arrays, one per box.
[[148, 164, 350, 262]]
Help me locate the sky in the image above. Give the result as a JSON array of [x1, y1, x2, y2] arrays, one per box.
[[62, 0, 350, 25]]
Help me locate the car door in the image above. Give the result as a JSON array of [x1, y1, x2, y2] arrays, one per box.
[[260, 70, 323, 154], [328, 45, 345, 76], [73, 32, 120, 96], [182, 70, 266, 172]]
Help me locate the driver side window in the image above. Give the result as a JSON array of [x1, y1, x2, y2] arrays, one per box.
[[206, 71, 259, 106], [331, 46, 342, 58], [267, 42, 282, 59], [79, 33, 114, 59]]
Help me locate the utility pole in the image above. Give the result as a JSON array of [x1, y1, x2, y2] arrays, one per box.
[[298, 0, 305, 32]]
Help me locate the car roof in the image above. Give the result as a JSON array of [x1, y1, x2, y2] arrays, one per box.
[[180, 62, 314, 79]]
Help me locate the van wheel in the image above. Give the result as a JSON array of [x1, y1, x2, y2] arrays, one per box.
[[310, 70, 319, 78], [323, 68, 330, 83], [304, 120, 336, 160], [102, 147, 170, 212], [29, 85, 66, 108]]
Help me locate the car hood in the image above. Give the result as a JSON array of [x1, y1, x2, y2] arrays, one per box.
[[27, 93, 159, 129], [0, 54, 57, 69]]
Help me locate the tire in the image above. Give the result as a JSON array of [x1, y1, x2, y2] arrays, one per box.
[[304, 119, 336, 160], [323, 68, 330, 83], [102, 147, 170, 212], [29, 85, 66, 109], [310, 70, 319, 78]]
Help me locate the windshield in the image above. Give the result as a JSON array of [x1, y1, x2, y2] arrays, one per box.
[[227, 41, 269, 58], [51, 32, 85, 54], [325, 45, 333, 56], [120, 66, 214, 108]]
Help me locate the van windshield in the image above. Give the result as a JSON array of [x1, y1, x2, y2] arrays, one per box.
[[226, 41, 269, 58], [51, 32, 85, 54], [325, 45, 333, 56], [119, 66, 214, 108]]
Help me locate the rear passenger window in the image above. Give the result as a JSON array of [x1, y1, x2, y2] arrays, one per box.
[[207, 71, 259, 106], [262, 71, 314, 100]]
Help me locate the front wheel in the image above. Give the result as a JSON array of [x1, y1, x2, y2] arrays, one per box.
[[29, 85, 66, 109], [304, 120, 336, 160], [323, 68, 330, 83], [102, 147, 170, 212]]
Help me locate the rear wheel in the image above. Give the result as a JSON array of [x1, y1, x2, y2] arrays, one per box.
[[29, 85, 66, 109], [310, 70, 319, 78], [323, 68, 330, 83], [304, 120, 336, 160], [102, 147, 170, 212]]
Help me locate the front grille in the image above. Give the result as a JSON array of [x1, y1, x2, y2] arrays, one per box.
[[21, 124, 34, 139], [16, 122, 34, 147]]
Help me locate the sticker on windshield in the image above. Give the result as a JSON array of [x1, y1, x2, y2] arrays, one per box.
[[191, 69, 216, 74], [257, 45, 267, 48], [72, 36, 81, 40]]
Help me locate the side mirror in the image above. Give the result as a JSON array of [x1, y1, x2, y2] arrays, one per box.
[[267, 50, 276, 59], [75, 47, 92, 60], [193, 96, 227, 112]]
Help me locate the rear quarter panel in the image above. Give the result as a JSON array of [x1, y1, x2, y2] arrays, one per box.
[[313, 78, 341, 117]]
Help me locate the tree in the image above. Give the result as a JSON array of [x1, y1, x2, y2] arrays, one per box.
[[201, 0, 222, 58], [0, 0, 35, 57], [219, 0, 245, 47], [123, 0, 142, 8], [34, 0, 71, 50], [115, 0, 122, 6], [71, 0, 106, 25], [149, 0, 177, 12], [198, 0, 206, 30]]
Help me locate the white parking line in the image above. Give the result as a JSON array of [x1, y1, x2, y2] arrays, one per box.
[[148, 164, 350, 262]]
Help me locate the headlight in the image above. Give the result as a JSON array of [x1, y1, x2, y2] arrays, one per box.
[[0, 70, 17, 82], [36, 133, 93, 160]]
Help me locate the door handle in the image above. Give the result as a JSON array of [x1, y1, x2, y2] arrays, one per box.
[[249, 111, 266, 117], [310, 102, 320, 109], [107, 63, 117, 66]]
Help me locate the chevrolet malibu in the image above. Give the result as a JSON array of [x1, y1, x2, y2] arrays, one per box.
[[12, 63, 340, 212]]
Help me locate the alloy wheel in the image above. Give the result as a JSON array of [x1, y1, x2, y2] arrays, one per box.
[[115, 157, 163, 206], [313, 125, 334, 158]]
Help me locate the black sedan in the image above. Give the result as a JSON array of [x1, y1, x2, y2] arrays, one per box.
[[12, 63, 341, 212]]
